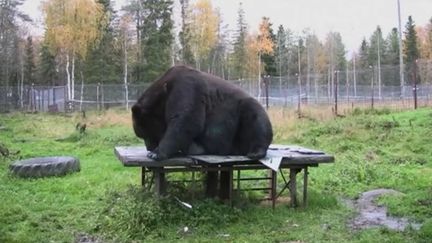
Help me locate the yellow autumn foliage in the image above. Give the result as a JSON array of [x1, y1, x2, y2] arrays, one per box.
[[42, 0, 106, 59], [189, 0, 219, 63]]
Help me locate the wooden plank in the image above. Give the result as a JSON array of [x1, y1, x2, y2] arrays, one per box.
[[189, 155, 252, 164], [280, 154, 334, 165], [114, 145, 335, 168], [114, 146, 194, 167], [269, 144, 326, 154]]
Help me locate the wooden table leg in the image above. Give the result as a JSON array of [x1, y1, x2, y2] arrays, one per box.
[[191, 171, 196, 199], [303, 167, 309, 207], [205, 170, 218, 198], [289, 168, 300, 207], [219, 167, 233, 201], [154, 169, 166, 196], [237, 170, 241, 197], [229, 168, 233, 206], [271, 170, 277, 209], [141, 167, 145, 186]]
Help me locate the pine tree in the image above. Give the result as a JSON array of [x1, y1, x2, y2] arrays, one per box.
[[24, 36, 36, 85], [83, 0, 121, 84], [384, 28, 400, 65], [368, 26, 384, 97], [232, 2, 247, 79], [403, 16, 420, 81], [275, 25, 288, 77], [358, 38, 370, 68], [358, 38, 370, 85], [382, 28, 400, 85], [368, 26, 385, 67], [179, 0, 195, 66], [139, 0, 174, 82], [38, 42, 57, 86]]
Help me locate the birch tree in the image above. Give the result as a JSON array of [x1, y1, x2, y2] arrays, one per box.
[[189, 0, 219, 71], [42, 0, 105, 100], [118, 14, 133, 109]]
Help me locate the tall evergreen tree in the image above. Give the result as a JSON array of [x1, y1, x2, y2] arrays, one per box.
[[368, 26, 385, 67], [139, 0, 174, 82], [324, 32, 346, 72], [358, 38, 370, 68], [24, 36, 36, 85], [83, 0, 121, 84], [403, 16, 420, 82], [382, 28, 401, 85], [384, 28, 400, 65], [368, 26, 384, 95], [357, 38, 371, 85], [404, 16, 420, 64], [275, 25, 288, 77], [179, 0, 195, 66], [38, 42, 57, 86], [232, 2, 247, 79]]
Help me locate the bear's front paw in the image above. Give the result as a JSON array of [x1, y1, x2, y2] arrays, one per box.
[[147, 151, 160, 160], [147, 151, 169, 161]]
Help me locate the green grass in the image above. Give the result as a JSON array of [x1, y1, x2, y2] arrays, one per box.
[[0, 108, 431, 242]]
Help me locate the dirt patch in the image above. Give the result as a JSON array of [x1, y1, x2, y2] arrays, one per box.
[[345, 189, 421, 231]]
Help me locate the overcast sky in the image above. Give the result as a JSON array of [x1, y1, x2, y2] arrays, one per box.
[[21, 0, 432, 54]]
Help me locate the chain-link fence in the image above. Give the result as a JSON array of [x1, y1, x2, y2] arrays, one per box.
[[1, 81, 430, 114], [1, 64, 431, 114]]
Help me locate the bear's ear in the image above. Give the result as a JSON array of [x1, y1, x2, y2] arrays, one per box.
[[132, 104, 147, 119]]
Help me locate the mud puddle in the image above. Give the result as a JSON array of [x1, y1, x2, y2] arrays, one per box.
[[344, 189, 421, 231]]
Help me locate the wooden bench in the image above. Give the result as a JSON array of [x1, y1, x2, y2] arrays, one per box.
[[114, 144, 334, 207]]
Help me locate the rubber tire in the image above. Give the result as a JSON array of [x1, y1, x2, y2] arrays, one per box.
[[9, 156, 80, 178]]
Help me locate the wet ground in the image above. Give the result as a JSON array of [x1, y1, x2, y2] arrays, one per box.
[[345, 189, 421, 231]]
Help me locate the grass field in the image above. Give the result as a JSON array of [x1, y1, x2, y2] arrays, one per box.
[[1, 107, 431, 242]]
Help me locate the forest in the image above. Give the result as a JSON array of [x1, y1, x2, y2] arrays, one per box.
[[1, 0, 432, 103]]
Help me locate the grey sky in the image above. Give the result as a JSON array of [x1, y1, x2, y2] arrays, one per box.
[[21, 0, 432, 54]]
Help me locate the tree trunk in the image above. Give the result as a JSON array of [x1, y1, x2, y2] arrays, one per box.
[[124, 36, 129, 110], [71, 53, 75, 100], [66, 53, 71, 100], [377, 35, 382, 99], [353, 54, 357, 97], [327, 67, 331, 100], [314, 74, 318, 103], [20, 55, 24, 108], [306, 43, 310, 101], [79, 71, 84, 111], [258, 52, 262, 101]]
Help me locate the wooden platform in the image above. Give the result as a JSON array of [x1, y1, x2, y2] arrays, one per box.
[[114, 144, 334, 207]]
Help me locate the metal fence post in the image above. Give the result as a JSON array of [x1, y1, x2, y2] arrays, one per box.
[[265, 75, 269, 110], [97, 82, 100, 111], [413, 60, 418, 110], [371, 66, 375, 109], [334, 71, 339, 116]]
